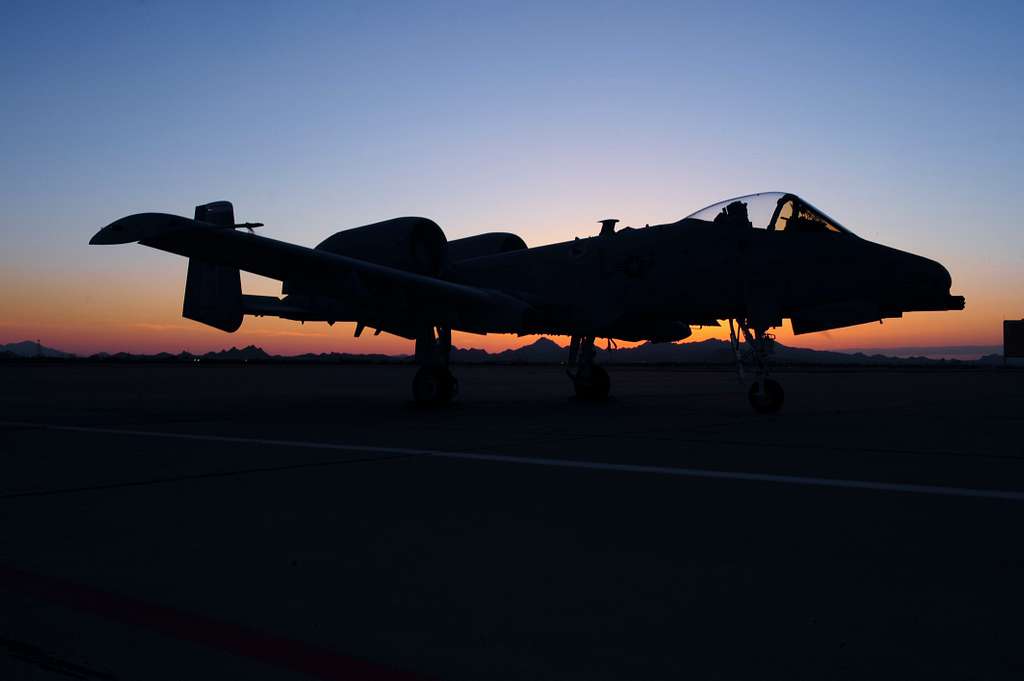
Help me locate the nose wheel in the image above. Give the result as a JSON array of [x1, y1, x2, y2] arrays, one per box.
[[748, 377, 784, 414], [730, 319, 784, 414]]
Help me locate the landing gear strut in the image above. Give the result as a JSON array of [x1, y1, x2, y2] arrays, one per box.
[[566, 335, 610, 400], [412, 327, 458, 405], [729, 319, 784, 414]]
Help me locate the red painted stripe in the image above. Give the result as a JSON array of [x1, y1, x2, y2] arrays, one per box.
[[0, 565, 431, 681]]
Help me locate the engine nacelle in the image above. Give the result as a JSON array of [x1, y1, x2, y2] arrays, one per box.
[[283, 216, 447, 296], [314, 216, 448, 276], [447, 232, 527, 262]]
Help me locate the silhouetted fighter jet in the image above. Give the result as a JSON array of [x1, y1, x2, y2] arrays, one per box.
[[91, 192, 964, 412]]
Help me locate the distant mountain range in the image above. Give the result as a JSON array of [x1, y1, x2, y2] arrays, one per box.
[[1, 337, 1009, 366], [833, 345, 1002, 359], [460, 338, 1006, 365], [0, 340, 75, 358]]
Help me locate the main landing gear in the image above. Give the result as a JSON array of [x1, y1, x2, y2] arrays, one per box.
[[729, 319, 785, 414], [566, 335, 610, 400], [412, 327, 458, 406]]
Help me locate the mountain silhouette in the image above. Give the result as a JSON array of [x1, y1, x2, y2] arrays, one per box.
[[452, 337, 566, 363], [450, 337, 991, 365], [0, 340, 75, 358], [203, 345, 271, 360]]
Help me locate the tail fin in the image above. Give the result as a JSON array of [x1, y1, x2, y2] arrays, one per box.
[[193, 200, 235, 226], [181, 202, 242, 332]]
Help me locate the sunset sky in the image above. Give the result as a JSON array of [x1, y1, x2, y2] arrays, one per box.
[[2, 1, 1021, 356]]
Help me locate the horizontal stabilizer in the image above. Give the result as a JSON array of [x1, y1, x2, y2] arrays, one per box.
[[240, 295, 327, 321], [91, 213, 205, 245]]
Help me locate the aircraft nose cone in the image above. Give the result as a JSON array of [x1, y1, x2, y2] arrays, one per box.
[[922, 256, 952, 291], [888, 249, 963, 311], [938, 262, 952, 291], [914, 256, 952, 291], [889, 250, 948, 291]]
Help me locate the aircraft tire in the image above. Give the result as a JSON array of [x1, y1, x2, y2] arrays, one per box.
[[574, 365, 610, 401], [748, 378, 784, 414], [413, 366, 455, 405]]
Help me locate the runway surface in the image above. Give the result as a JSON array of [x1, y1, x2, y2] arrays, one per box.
[[1, 363, 1022, 679]]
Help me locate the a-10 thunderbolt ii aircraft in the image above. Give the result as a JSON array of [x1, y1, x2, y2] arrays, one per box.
[[91, 192, 964, 412]]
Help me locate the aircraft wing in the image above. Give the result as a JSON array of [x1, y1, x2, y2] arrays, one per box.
[[90, 213, 531, 333]]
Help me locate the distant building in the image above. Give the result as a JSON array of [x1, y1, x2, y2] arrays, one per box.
[[1004, 320, 1024, 360]]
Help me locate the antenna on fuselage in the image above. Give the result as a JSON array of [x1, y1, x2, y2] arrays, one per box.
[[598, 219, 619, 237]]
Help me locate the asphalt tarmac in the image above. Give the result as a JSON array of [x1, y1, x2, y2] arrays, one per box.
[[1, 363, 1022, 680]]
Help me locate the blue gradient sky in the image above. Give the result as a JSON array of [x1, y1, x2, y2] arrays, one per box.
[[1, 1, 1021, 354]]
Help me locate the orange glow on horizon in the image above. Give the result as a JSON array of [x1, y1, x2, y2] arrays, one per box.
[[0, 305, 1007, 358]]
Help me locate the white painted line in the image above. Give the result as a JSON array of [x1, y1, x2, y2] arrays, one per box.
[[4, 420, 1024, 502]]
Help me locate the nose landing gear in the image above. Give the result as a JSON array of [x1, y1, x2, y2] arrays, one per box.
[[566, 335, 610, 400], [729, 319, 785, 413]]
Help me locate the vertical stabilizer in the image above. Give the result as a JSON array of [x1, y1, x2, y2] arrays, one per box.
[[182, 201, 242, 332], [182, 258, 242, 332]]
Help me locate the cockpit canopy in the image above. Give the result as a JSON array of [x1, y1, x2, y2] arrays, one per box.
[[684, 192, 852, 235]]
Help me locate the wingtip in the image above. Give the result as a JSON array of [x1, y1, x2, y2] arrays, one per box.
[[90, 216, 136, 245], [89, 212, 195, 245]]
